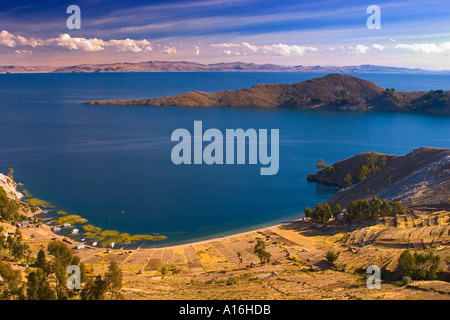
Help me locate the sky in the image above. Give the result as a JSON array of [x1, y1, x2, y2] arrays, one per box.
[[0, 0, 449, 69]]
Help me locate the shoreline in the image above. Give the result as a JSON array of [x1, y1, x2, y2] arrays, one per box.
[[0, 173, 298, 251], [139, 221, 290, 251]]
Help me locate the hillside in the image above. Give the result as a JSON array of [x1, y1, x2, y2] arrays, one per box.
[[307, 147, 450, 210], [1, 61, 448, 74], [83, 74, 450, 115]]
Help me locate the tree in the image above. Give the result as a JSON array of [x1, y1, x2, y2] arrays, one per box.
[[304, 207, 313, 219], [79, 262, 87, 283], [36, 249, 46, 269], [47, 241, 73, 268], [385, 88, 395, 97], [326, 251, 338, 266], [333, 204, 341, 218], [53, 260, 68, 300], [71, 255, 81, 266], [412, 251, 440, 280], [391, 201, 404, 215], [343, 174, 352, 188], [105, 261, 123, 298], [26, 268, 56, 300], [398, 249, 441, 280], [254, 238, 271, 265], [10, 229, 29, 261], [237, 252, 242, 268], [0, 260, 24, 299], [81, 275, 108, 300], [35, 248, 52, 276], [357, 165, 370, 181], [314, 202, 332, 224], [398, 250, 414, 277]]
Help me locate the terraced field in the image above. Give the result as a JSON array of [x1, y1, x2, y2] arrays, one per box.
[[14, 210, 449, 299]]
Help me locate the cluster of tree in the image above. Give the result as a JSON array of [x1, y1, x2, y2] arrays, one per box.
[[304, 197, 403, 225], [345, 197, 403, 224], [384, 88, 395, 97], [286, 96, 302, 106], [357, 152, 387, 181], [0, 259, 23, 299], [0, 186, 21, 223], [0, 228, 30, 263], [304, 203, 341, 224], [334, 96, 353, 106], [253, 238, 271, 265], [398, 249, 441, 280], [413, 89, 448, 110], [343, 173, 353, 188], [0, 239, 123, 300]]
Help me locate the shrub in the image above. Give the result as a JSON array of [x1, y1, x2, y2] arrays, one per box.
[[326, 251, 338, 265]]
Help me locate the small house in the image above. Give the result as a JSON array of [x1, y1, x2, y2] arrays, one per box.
[[109, 242, 115, 248], [71, 229, 79, 234], [63, 223, 71, 228], [17, 220, 30, 228], [53, 227, 61, 232], [76, 243, 85, 249], [92, 242, 98, 247]]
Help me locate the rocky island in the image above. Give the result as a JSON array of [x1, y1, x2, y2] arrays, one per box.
[[83, 74, 450, 115]]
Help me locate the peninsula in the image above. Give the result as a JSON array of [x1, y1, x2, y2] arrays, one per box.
[[83, 74, 450, 115]]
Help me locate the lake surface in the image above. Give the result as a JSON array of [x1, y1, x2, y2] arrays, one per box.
[[0, 72, 449, 246]]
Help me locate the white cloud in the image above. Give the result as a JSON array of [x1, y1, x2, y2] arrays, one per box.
[[372, 44, 385, 51], [0, 30, 22, 47], [349, 44, 369, 54], [241, 42, 258, 52], [260, 43, 318, 56], [193, 45, 200, 56], [394, 42, 450, 54], [161, 45, 177, 54], [14, 49, 32, 54], [0, 30, 153, 53], [53, 34, 105, 52], [389, 38, 396, 42], [211, 43, 240, 48], [107, 38, 152, 53], [212, 42, 318, 56]]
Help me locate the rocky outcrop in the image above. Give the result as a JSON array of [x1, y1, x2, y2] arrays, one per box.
[[309, 147, 450, 210]]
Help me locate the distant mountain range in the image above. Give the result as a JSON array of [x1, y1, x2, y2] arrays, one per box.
[[0, 61, 449, 74], [84, 74, 450, 115]]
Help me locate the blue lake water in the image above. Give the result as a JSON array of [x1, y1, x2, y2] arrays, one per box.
[[0, 72, 449, 246]]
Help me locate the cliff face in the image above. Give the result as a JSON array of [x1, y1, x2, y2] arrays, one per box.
[[83, 74, 450, 115], [309, 147, 450, 210]]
